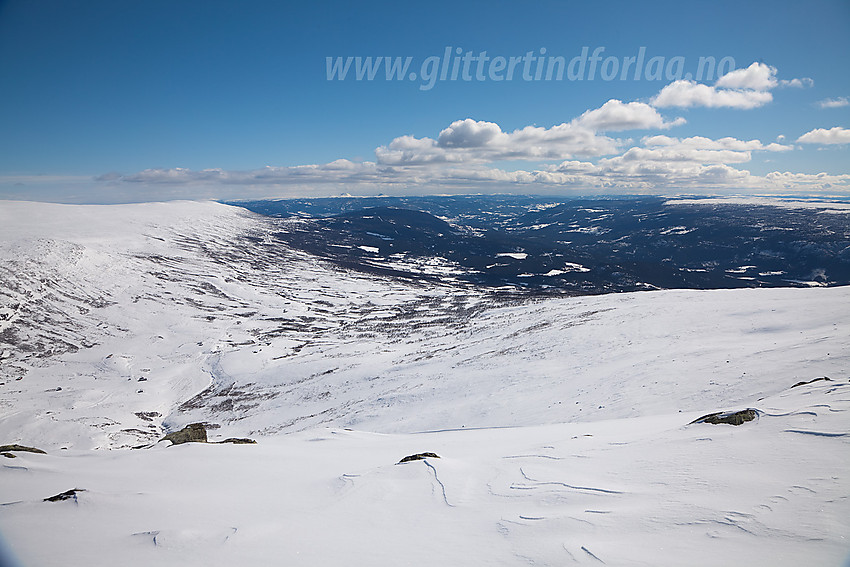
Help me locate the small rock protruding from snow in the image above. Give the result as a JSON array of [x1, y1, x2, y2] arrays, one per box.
[[44, 488, 85, 502], [397, 452, 440, 464], [214, 438, 257, 445], [790, 376, 832, 389], [690, 408, 759, 426]]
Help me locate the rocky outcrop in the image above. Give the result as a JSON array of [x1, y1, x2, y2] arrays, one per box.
[[0, 444, 46, 455], [690, 409, 759, 426], [158, 424, 257, 446], [160, 423, 207, 445]]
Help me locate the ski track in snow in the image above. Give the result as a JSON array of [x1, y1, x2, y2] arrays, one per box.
[[0, 200, 848, 567]]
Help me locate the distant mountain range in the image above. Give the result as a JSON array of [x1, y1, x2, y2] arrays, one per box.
[[230, 196, 850, 293]]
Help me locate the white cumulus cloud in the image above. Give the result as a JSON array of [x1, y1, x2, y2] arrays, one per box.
[[376, 119, 620, 165], [652, 80, 774, 109], [641, 135, 792, 152], [437, 119, 505, 148], [715, 62, 778, 90], [652, 61, 810, 110], [779, 77, 814, 88], [573, 99, 685, 131], [97, 90, 847, 198], [376, 100, 686, 166], [797, 127, 850, 145], [817, 97, 849, 109]]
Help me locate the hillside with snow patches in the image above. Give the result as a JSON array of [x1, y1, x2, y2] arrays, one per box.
[[0, 200, 848, 566]]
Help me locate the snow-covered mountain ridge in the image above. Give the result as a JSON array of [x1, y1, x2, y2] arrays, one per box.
[[0, 200, 848, 566], [0, 200, 495, 448]]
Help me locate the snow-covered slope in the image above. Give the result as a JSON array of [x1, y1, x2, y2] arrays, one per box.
[[0, 200, 491, 449], [1, 200, 848, 566]]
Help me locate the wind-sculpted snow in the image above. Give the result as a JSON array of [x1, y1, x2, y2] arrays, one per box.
[[0, 200, 848, 566], [1, 380, 849, 566]]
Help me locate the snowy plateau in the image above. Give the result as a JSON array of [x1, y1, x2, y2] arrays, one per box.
[[0, 199, 848, 566]]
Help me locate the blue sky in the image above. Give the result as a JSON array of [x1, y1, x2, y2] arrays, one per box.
[[0, 0, 848, 203]]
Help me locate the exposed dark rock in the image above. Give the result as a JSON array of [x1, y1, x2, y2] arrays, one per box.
[[215, 438, 257, 444], [121, 428, 152, 436], [0, 444, 46, 454], [690, 409, 759, 426], [1, 452, 14, 458], [791, 377, 832, 389], [44, 488, 84, 502], [160, 423, 207, 445], [398, 452, 440, 464], [135, 411, 161, 421], [211, 398, 235, 412]]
